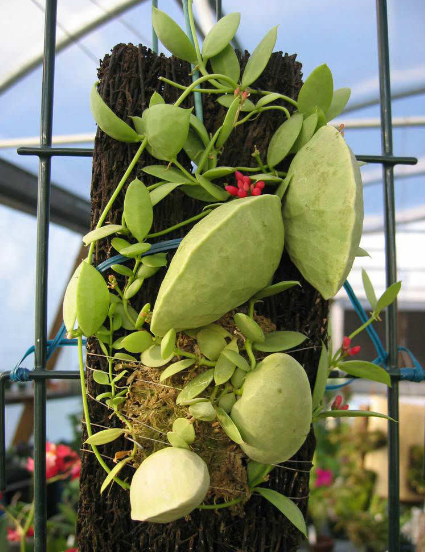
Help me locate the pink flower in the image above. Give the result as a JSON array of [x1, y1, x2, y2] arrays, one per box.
[[331, 395, 349, 411], [315, 468, 333, 488], [348, 345, 361, 357], [7, 528, 21, 542], [64, 549, 78, 552], [342, 336, 351, 351], [26, 442, 80, 480]]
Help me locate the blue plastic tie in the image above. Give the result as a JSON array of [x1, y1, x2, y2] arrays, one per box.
[[10, 367, 31, 382]]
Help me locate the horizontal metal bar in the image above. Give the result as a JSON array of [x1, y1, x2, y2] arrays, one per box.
[[17, 146, 94, 157], [333, 116, 425, 129], [5, 390, 80, 405], [1, 370, 80, 380], [356, 154, 417, 165]]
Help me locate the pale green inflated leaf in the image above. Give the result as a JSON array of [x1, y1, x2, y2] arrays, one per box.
[[189, 401, 216, 421], [141, 253, 167, 268], [312, 342, 329, 412], [83, 225, 123, 245], [253, 331, 306, 353], [290, 111, 318, 154], [362, 269, 377, 311], [234, 313, 265, 343], [63, 263, 82, 332], [326, 87, 351, 121], [93, 370, 110, 385], [253, 281, 300, 300], [124, 279, 143, 300], [173, 418, 195, 444], [217, 94, 255, 112], [283, 125, 364, 299], [144, 104, 191, 161], [255, 488, 307, 537], [160, 359, 196, 382], [101, 457, 132, 494], [90, 83, 140, 143], [210, 45, 240, 86], [152, 7, 197, 63], [151, 196, 284, 336], [149, 91, 165, 107], [222, 350, 250, 372], [161, 328, 176, 359], [337, 360, 391, 387], [195, 174, 229, 201], [375, 281, 402, 316], [142, 165, 192, 183], [197, 329, 226, 361], [141, 345, 173, 368], [76, 262, 110, 337], [267, 113, 303, 168], [120, 242, 152, 257], [230, 367, 245, 389], [297, 64, 334, 115], [215, 407, 244, 444], [216, 97, 240, 149], [202, 12, 240, 59], [176, 369, 214, 405], [111, 264, 133, 277], [150, 183, 184, 206], [241, 26, 278, 88], [121, 331, 153, 353], [85, 428, 126, 446], [218, 393, 236, 413], [124, 178, 153, 242]]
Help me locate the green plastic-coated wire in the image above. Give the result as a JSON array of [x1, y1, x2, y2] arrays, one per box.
[[182, 0, 204, 122], [152, 0, 158, 54]]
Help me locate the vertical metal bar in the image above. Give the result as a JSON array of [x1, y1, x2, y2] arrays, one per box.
[[216, 0, 222, 20], [34, 0, 57, 549], [376, 1, 400, 550], [152, 0, 158, 54], [0, 375, 6, 491], [182, 0, 203, 122]]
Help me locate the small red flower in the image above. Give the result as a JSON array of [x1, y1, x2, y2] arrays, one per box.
[[252, 187, 261, 196], [255, 180, 265, 190], [242, 175, 251, 185], [342, 336, 351, 351], [341, 404, 349, 410], [236, 180, 244, 189], [237, 189, 248, 198], [225, 185, 238, 196], [7, 528, 21, 542], [348, 345, 361, 357], [235, 170, 244, 181], [225, 171, 265, 198], [331, 394, 349, 411]]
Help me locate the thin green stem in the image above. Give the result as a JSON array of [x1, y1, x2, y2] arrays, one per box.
[[349, 316, 376, 341], [198, 358, 216, 367], [175, 348, 197, 359], [198, 497, 244, 510], [158, 77, 232, 94], [108, 319, 116, 397], [146, 210, 212, 238], [187, 0, 201, 63], [258, 90, 299, 109], [77, 335, 129, 489], [174, 74, 238, 107], [196, 128, 221, 174], [248, 299, 255, 319], [172, 159, 197, 182], [259, 105, 291, 120], [245, 340, 256, 370], [252, 150, 266, 172], [235, 110, 260, 127], [123, 299, 137, 327], [20, 502, 34, 552], [87, 138, 148, 264]]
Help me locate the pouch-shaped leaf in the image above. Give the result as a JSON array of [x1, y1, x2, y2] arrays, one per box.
[[375, 281, 402, 316], [256, 488, 307, 537], [202, 12, 241, 59], [362, 269, 377, 311], [216, 97, 240, 149], [282, 125, 364, 299], [253, 281, 300, 300], [124, 178, 153, 242], [189, 401, 216, 421], [176, 369, 214, 405], [267, 113, 303, 168], [120, 242, 152, 257], [217, 94, 255, 112], [144, 104, 191, 161], [222, 350, 250, 372], [92, 370, 110, 385], [241, 26, 278, 88], [124, 279, 143, 300], [151, 195, 284, 335], [234, 313, 265, 343], [142, 253, 168, 268], [141, 345, 173, 368], [197, 329, 226, 361], [101, 457, 132, 494], [253, 331, 306, 353], [161, 328, 176, 359], [297, 64, 334, 115], [149, 91, 165, 107], [142, 165, 192, 183], [152, 7, 197, 63], [173, 418, 195, 444], [195, 174, 230, 201], [85, 428, 126, 446], [83, 225, 123, 245], [338, 360, 391, 387], [121, 331, 153, 353], [312, 342, 329, 412], [326, 87, 351, 121], [215, 407, 244, 444], [160, 359, 196, 382], [290, 111, 318, 154], [210, 45, 240, 86], [75, 262, 110, 337], [218, 392, 236, 413], [90, 83, 140, 143], [167, 431, 190, 449]]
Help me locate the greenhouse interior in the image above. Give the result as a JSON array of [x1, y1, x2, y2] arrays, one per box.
[[0, 0, 424, 550]]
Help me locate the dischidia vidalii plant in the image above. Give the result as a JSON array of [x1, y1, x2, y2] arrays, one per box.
[[63, 0, 401, 536]]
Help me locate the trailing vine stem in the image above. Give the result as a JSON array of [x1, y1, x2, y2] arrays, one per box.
[[174, 73, 239, 107], [198, 497, 244, 510], [146, 211, 212, 239]]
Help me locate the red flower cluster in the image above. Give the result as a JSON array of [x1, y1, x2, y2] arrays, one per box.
[[225, 171, 265, 198], [315, 467, 333, 488], [331, 394, 349, 411], [7, 526, 34, 542], [341, 336, 361, 357], [26, 442, 81, 481]]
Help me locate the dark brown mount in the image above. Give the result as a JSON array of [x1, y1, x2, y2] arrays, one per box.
[[77, 44, 328, 552]]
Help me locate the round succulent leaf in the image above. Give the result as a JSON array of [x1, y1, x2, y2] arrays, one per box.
[[121, 331, 153, 354], [253, 280, 300, 300], [234, 313, 265, 343], [114, 303, 138, 331], [222, 350, 250, 372], [202, 12, 241, 59], [83, 224, 123, 245], [189, 401, 216, 421], [267, 113, 303, 168], [241, 26, 278, 88], [210, 44, 240, 86], [230, 367, 246, 389], [120, 242, 152, 258], [92, 370, 110, 385], [76, 262, 110, 337], [290, 111, 319, 154], [215, 407, 244, 444], [176, 369, 215, 405], [253, 331, 307, 353], [141, 345, 173, 368], [111, 237, 130, 254], [111, 264, 133, 277], [195, 174, 230, 201], [231, 353, 312, 464], [130, 448, 210, 523], [124, 178, 153, 242], [152, 7, 197, 63], [297, 64, 334, 115], [137, 264, 160, 280], [145, 104, 192, 161], [218, 393, 236, 413], [90, 83, 140, 143], [150, 196, 284, 335], [214, 351, 236, 385], [326, 87, 351, 122], [202, 167, 235, 180], [141, 253, 168, 268], [124, 279, 143, 300], [149, 91, 165, 107], [161, 328, 176, 359], [160, 359, 196, 382], [197, 329, 227, 361], [142, 165, 192, 183], [167, 432, 190, 449], [172, 418, 195, 444], [282, 125, 363, 299], [217, 94, 255, 112], [63, 263, 82, 332]]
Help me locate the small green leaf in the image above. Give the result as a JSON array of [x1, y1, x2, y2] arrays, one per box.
[[183, 129, 204, 164], [326, 87, 351, 122], [112, 335, 126, 350], [210, 45, 240, 86], [256, 93, 281, 108], [221, 350, 250, 372], [181, 184, 218, 203], [121, 331, 153, 353], [92, 370, 110, 385], [149, 91, 165, 107], [137, 264, 160, 279], [135, 303, 150, 330], [176, 369, 215, 405], [124, 178, 153, 242], [312, 342, 329, 412], [356, 247, 370, 257], [150, 183, 184, 206], [113, 352, 137, 362], [96, 392, 112, 401], [362, 269, 378, 311], [202, 323, 233, 339], [85, 428, 126, 446], [297, 64, 334, 115], [218, 392, 236, 413], [317, 410, 396, 422], [77, 262, 110, 337], [90, 83, 140, 143], [250, 173, 283, 183], [230, 367, 245, 389], [161, 328, 176, 359], [63, 263, 82, 332], [199, 166, 235, 179], [195, 174, 229, 201], [111, 237, 131, 254], [197, 329, 227, 360], [276, 174, 292, 200], [100, 457, 132, 494], [144, 104, 192, 161], [120, 242, 152, 258], [114, 303, 138, 331], [142, 253, 168, 268], [253, 281, 300, 300], [215, 407, 244, 444], [255, 488, 307, 537], [247, 461, 273, 488], [241, 26, 278, 88], [202, 12, 241, 59], [189, 401, 217, 421], [142, 165, 192, 183], [290, 111, 319, 153], [167, 432, 190, 449], [234, 313, 265, 343], [217, 94, 255, 112], [152, 7, 197, 63], [160, 359, 196, 382], [375, 281, 402, 316], [113, 370, 128, 383], [124, 279, 143, 300], [172, 418, 195, 444], [253, 331, 307, 353], [216, 97, 240, 149], [214, 351, 236, 385], [83, 225, 123, 246], [141, 345, 173, 367], [111, 264, 134, 277], [338, 360, 392, 387], [267, 113, 303, 168]]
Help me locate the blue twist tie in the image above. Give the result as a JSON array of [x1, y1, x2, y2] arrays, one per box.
[[10, 366, 31, 382]]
